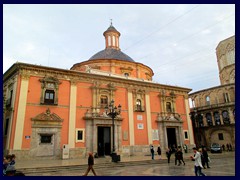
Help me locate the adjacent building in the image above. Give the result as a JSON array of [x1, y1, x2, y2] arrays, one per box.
[[3, 24, 194, 160], [189, 36, 235, 149]]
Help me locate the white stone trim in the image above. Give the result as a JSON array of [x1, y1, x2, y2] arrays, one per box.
[[68, 84, 77, 148], [145, 94, 152, 144], [76, 128, 85, 143], [13, 78, 29, 149], [128, 91, 134, 145]]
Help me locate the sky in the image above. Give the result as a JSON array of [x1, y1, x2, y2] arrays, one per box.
[[3, 4, 235, 93]]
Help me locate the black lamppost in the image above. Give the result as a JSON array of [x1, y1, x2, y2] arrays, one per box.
[[105, 100, 121, 162]]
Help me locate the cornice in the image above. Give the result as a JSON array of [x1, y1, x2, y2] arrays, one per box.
[[4, 62, 192, 94]]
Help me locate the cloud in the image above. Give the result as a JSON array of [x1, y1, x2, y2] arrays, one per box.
[[3, 4, 235, 93]]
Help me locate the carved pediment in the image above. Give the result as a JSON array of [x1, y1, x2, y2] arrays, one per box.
[[157, 112, 182, 122], [31, 108, 63, 123]]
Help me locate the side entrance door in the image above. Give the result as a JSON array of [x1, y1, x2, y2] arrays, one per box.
[[97, 126, 111, 156]]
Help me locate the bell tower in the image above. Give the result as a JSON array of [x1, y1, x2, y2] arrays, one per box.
[[103, 20, 121, 50]]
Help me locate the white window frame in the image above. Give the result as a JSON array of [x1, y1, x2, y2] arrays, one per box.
[[76, 128, 85, 143]]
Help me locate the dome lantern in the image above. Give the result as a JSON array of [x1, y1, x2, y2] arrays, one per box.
[[103, 20, 121, 50]]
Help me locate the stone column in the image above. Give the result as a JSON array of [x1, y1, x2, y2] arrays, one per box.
[[68, 80, 77, 148], [211, 112, 216, 126], [93, 120, 97, 154], [127, 89, 135, 146], [145, 93, 153, 144], [13, 73, 29, 150], [184, 97, 194, 145], [219, 110, 224, 125], [228, 108, 235, 124]]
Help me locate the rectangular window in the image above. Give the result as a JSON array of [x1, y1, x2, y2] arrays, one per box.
[[40, 134, 52, 143], [4, 118, 9, 136], [184, 131, 189, 139], [218, 133, 224, 140], [76, 129, 85, 142], [44, 90, 55, 104]]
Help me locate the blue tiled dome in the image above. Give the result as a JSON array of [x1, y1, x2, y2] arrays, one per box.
[[89, 48, 135, 62]]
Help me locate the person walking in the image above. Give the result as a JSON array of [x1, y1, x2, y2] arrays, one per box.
[[150, 145, 155, 160], [166, 148, 172, 163], [83, 152, 97, 176], [190, 147, 206, 176], [202, 147, 210, 168], [176, 148, 185, 166], [157, 145, 162, 159]]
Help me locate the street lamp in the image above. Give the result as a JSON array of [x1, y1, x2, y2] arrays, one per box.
[[105, 100, 121, 162]]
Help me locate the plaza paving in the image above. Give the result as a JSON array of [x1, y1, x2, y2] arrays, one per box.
[[15, 151, 235, 176]]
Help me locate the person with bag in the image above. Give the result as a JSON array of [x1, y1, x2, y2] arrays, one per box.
[[190, 147, 206, 176]]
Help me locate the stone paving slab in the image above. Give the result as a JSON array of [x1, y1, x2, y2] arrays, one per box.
[[15, 151, 234, 169]]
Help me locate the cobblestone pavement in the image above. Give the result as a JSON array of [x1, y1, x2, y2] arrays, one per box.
[[27, 153, 235, 176]]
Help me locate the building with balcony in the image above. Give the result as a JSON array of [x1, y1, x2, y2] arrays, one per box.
[[3, 24, 194, 160], [189, 35, 235, 149]]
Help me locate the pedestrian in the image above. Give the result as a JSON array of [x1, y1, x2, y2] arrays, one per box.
[[83, 152, 97, 176], [5, 165, 16, 176], [202, 147, 210, 168], [173, 147, 178, 165], [183, 144, 188, 153], [226, 143, 229, 151], [222, 144, 225, 151], [150, 145, 155, 160], [10, 154, 16, 166], [190, 147, 206, 176], [3, 155, 11, 176], [166, 148, 172, 163], [176, 148, 185, 166], [157, 145, 162, 159], [229, 144, 232, 151]]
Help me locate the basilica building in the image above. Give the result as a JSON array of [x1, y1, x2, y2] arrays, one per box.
[[189, 36, 235, 149], [3, 24, 194, 160]]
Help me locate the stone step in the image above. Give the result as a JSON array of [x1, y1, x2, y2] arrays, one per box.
[[17, 159, 167, 175]]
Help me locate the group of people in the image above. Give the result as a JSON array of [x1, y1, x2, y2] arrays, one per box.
[[150, 145, 162, 160], [165, 147, 185, 166], [151, 145, 211, 176], [3, 154, 25, 176], [222, 143, 233, 151]]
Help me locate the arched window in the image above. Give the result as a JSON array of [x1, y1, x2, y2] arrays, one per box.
[[166, 102, 172, 112], [198, 114, 204, 127], [222, 110, 230, 124], [108, 36, 111, 46], [206, 96, 210, 106], [136, 99, 142, 111], [206, 113, 213, 126], [214, 112, 221, 125]]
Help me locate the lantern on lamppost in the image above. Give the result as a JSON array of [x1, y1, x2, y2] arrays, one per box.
[[105, 100, 121, 162]]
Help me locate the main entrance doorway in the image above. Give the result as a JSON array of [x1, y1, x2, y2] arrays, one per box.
[[97, 126, 111, 156], [167, 128, 177, 149]]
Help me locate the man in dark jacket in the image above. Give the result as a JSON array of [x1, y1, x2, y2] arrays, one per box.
[[83, 152, 97, 176]]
